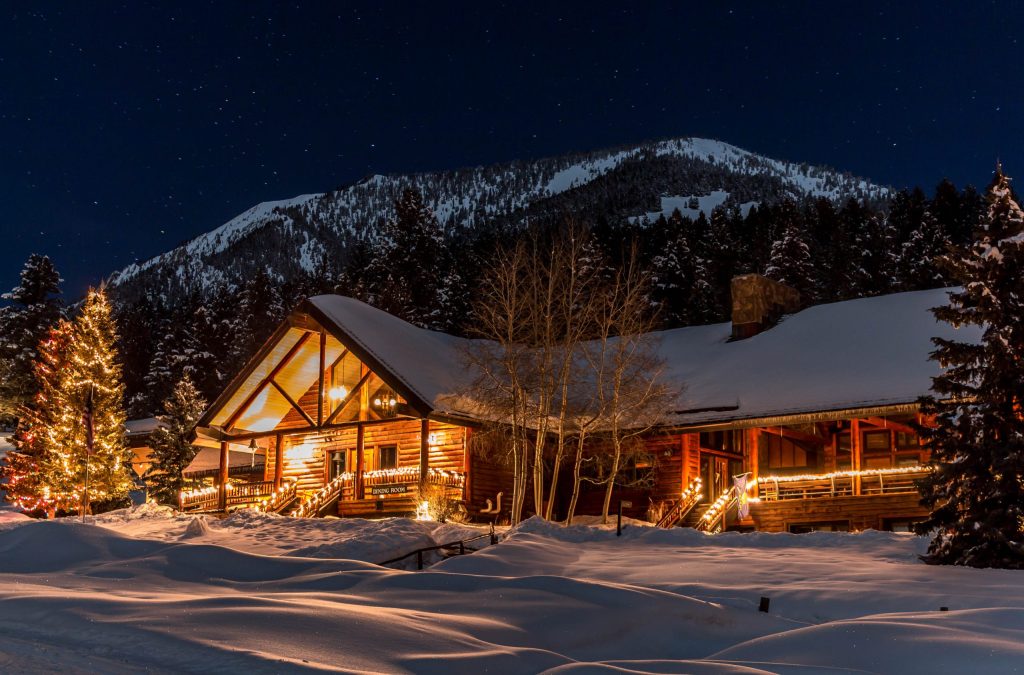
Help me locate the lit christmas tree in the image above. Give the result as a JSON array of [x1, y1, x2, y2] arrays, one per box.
[[916, 165, 1024, 568], [40, 287, 132, 514], [2, 320, 75, 515]]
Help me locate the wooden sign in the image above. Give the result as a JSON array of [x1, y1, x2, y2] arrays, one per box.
[[370, 484, 408, 496]]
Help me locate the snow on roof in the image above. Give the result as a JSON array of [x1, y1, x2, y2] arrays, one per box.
[[184, 447, 265, 475], [307, 295, 477, 413], [307, 288, 978, 427], [660, 287, 980, 425]]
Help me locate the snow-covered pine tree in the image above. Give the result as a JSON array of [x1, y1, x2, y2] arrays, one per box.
[[41, 287, 132, 514], [764, 204, 818, 302], [0, 254, 63, 423], [894, 205, 950, 291], [649, 209, 699, 327], [366, 188, 451, 330], [1, 320, 75, 515], [145, 374, 206, 506], [915, 165, 1024, 569]]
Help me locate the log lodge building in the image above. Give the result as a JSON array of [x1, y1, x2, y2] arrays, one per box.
[[183, 275, 976, 533]]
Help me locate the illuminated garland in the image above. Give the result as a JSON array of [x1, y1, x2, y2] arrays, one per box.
[[757, 465, 931, 485]]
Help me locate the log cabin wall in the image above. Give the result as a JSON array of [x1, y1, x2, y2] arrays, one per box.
[[750, 493, 928, 532]]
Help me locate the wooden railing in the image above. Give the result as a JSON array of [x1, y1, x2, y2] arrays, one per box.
[[757, 466, 930, 502], [656, 476, 704, 528], [258, 479, 299, 513], [226, 480, 276, 507], [696, 485, 739, 533], [293, 473, 352, 518], [180, 486, 219, 512]]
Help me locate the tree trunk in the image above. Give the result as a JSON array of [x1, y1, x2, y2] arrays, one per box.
[[565, 432, 588, 525], [600, 440, 623, 524]]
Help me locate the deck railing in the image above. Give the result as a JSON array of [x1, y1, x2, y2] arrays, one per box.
[[757, 466, 930, 501], [179, 486, 219, 512]]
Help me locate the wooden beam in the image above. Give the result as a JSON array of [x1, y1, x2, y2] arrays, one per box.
[[324, 370, 373, 426], [274, 432, 284, 489], [745, 428, 759, 498], [851, 419, 862, 495], [316, 331, 326, 427], [269, 379, 316, 428], [356, 424, 365, 500], [463, 427, 472, 503], [224, 331, 314, 430], [218, 441, 229, 511], [860, 416, 917, 435], [420, 418, 430, 484], [760, 425, 827, 446]]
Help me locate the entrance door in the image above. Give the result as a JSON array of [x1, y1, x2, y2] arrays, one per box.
[[701, 455, 732, 500]]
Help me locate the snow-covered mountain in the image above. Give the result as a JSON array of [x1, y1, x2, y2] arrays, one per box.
[[108, 137, 888, 303]]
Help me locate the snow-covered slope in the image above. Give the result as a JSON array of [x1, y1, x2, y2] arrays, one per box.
[[0, 511, 1020, 672], [107, 137, 888, 302]]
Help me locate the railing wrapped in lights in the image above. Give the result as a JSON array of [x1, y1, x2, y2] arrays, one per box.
[[696, 485, 739, 533], [655, 476, 703, 528], [179, 485, 219, 512], [256, 478, 298, 513], [757, 465, 931, 501], [292, 472, 354, 519]]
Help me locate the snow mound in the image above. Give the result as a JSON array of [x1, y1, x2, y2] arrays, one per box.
[[180, 516, 211, 539], [0, 521, 163, 573]]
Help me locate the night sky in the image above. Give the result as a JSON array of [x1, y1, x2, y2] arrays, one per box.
[[3, 2, 1023, 297]]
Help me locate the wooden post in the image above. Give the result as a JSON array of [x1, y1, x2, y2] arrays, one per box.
[[218, 441, 229, 510], [744, 428, 759, 498], [825, 425, 838, 472], [274, 433, 284, 489], [463, 427, 472, 503], [356, 424, 365, 500], [420, 418, 430, 485], [851, 419, 862, 495], [316, 331, 326, 427]]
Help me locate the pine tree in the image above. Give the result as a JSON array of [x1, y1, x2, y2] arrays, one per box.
[[1, 320, 75, 515], [649, 210, 699, 327], [915, 165, 1024, 569], [40, 287, 132, 514], [145, 374, 206, 506], [366, 188, 451, 330], [894, 206, 950, 291], [0, 254, 63, 423], [764, 202, 818, 301]]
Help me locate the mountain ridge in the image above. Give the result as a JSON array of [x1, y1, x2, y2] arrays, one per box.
[[107, 136, 889, 303]]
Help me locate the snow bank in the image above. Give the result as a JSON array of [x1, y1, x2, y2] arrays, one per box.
[[0, 513, 1020, 672]]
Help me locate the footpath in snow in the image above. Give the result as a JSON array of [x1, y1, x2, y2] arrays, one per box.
[[0, 507, 1021, 673]]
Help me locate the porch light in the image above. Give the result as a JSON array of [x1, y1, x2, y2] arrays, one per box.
[[249, 438, 258, 468]]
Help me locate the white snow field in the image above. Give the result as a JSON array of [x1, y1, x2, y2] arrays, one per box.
[[0, 509, 1021, 674]]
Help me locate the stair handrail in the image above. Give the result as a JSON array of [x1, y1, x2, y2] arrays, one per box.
[[292, 472, 353, 518], [257, 478, 299, 514], [656, 476, 704, 528], [695, 485, 740, 533]]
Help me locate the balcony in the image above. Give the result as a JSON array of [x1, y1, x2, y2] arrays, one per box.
[[757, 466, 930, 501]]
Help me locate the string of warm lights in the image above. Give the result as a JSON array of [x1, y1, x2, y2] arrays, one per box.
[[756, 465, 931, 485], [700, 486, 738, 527]]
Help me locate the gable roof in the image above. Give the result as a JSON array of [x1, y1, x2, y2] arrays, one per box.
[[301, 288, 980, 427]]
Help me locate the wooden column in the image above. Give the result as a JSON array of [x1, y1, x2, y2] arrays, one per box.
[[851, 419, 862, 495], [825, 425, 838, 472], [744, 428, 759, 497], [463, 427, 472, 502], [420, 418, 430, 484], [316, 331, 326, 427], [274, 432, 284, 489], [218, 441, 229, 510], [356, 424, 365, 500]]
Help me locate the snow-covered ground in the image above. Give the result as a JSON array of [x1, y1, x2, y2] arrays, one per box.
[[0, 509, 1021, 673]]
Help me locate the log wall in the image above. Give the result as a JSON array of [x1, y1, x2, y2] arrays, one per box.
[[750, 493, 928, 532]]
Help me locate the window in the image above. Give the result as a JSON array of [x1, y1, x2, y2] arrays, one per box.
[[836, 432, 852, 470], [378, 445, 398, 471], [699, 430, 743, 454], [764, 434, 814, 470], [882, 517, 922, 532], [862, 430, 892, 468], [329, 450, 356, 479]]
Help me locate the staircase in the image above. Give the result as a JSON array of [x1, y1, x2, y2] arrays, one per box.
[[694, 486, 739, 533], [656, 477, 704, 528]]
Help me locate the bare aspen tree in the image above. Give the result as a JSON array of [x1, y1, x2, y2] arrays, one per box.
[[465, 241, 534, 524], [591, 246, 677, 524]]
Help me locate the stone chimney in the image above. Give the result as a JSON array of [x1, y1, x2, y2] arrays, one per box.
[[730, 274, 801, 340]]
